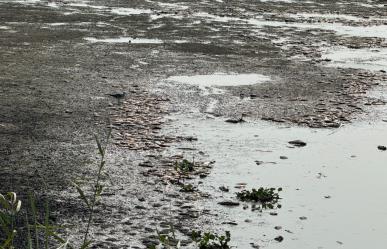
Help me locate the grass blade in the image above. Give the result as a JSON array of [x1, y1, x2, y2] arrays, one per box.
[[28, 193, 39, 249], [44, 200, 50, 249], [94, 135, 104, 157], [73, 183, 90, 209], [26, 213, 33, 249]]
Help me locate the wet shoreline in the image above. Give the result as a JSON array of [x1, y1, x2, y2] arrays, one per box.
[[0, 0, 387, 248]]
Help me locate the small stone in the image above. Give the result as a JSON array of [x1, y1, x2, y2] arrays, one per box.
[[225, 117, 245, 123], [250, 243, 260, 248], [218, 200, 240, 206], [245, 219, 252, 223], [288, 140, 307, 147], [222, 221, 238, 225], [280, 156, 288, 160], [274, 236, 284, 242], [274, 226, 282, 230], [299, 216, 307, 220], [377, 145, 386, 151], [219, 186, 229, 192]]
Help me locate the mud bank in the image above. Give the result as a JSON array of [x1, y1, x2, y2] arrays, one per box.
[[0, 0, 386, 248]]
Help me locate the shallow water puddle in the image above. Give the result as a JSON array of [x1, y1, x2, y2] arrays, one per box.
[[322, 47, 387, 71], [287, 13, 363, 22], [166, 110, 387, 249], [110, 7, 152, 15], [247, 18, 387, 39], [167, 73, 271, 88], [84, 37, 163, 44], [194, 11, 387, 39]]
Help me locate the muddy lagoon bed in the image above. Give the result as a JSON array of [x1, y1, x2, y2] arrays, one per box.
[[0, 0, 387, 248]]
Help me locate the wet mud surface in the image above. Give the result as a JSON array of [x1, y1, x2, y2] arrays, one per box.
[[0, 0, 387, 248]]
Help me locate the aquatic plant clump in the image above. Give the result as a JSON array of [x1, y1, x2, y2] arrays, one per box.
[[236, 187, 282, 209], [175, 159, 195, 173], [191, 230, 231, 249]]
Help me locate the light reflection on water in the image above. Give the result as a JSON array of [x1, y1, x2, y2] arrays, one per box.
[[166, 108, 387, 248]]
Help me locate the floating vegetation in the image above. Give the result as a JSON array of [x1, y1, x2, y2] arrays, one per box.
[[175, 159, 195, 173], [180, 183, 196, 193], [236, 187, 282, 210], [191, 230, 231, 249]]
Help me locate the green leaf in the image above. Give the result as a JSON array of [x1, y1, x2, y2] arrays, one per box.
[[95, 185, 103, 197], [28, 192, 40, 249], [73, 183, 90, 209], [0, 214, 11, 235], [2, 230, 16, 247], [26, 213, 33, 249], [80, 240, 92, 249], [94, 135, 104, 157], [0, 194, 10, 210], [15, 200, 21, 213], [47, 230, 75, 249], [44, 200, 50, 249], [56, 241, 69, 249]]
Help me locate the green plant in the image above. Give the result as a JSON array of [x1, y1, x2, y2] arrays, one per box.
[[179, 184, 196, 193], [149, 224, 180, 249], [0, 130, 112, 249], [236, 187, 282, 210], [0, 192, 21, 248], [29, 195, 70, 249], [73, 130, 112, 249], [191, 231, 231, 249], [175, 159, 194, 173], [0, 192, 69, 249]]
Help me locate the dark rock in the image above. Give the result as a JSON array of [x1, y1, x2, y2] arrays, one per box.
[[279, 156, 288, 160], [377, 145, 386, 151], [139, 161, 153, 167], [274, 236, 284, 242], [218, 200, 240, 206], [288, 140, 307, 147], [219, 186, 229, 192], [225, 117, 245, 123], [222, 221, 238, 225]]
